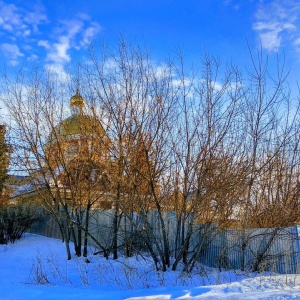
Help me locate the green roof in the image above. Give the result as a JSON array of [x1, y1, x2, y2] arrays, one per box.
[[48, 114, 106, 142]]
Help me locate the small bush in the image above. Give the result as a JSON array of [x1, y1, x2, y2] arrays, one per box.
[[0, 204, 41, 244], [28, 255, 50, 285]]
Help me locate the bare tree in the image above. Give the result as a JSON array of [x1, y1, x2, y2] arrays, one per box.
[[2, 39, 299, 273], [168, 52, 248, 272], [236, 49, 300, 271], [1, 69, 111, 259]]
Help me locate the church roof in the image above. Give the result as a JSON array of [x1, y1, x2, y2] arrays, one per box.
[[47, 91, 106, 142], [54, 114, 105, 137], [70, 89, 86, 109]]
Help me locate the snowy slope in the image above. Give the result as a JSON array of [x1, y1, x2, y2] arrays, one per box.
[[1, 234, 300, 299]]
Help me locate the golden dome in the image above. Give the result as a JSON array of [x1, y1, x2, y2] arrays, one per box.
[[47, 91, 106, 143], [54, 114, 105, 137], [70, 89, 86, 109]]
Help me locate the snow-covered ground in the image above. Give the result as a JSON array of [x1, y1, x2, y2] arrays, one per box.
[[1, 234, 300, 299]]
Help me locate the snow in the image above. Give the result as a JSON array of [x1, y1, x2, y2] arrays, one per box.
[[1, 234, 300, 299]]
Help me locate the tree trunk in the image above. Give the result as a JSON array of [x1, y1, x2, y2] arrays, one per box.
[[83, 205, 91, 257], [112, 189, 120, 259]]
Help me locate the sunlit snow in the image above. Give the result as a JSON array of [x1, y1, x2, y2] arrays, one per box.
[[1, 234, 300, 299]]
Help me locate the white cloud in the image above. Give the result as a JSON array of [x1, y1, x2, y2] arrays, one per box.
[[1, 43, 24, 66], [103, 58, 119, 73], [41, 16, 101, 65], [252, 1, 300, 52], [0, 1, 47, 38], [294, 38, 300, 46], [0, 1, 47, 65], [81, 22, 102, 46], [224, 0, 240, 11], [0, 2, 22, 33], [38, 40, 50, 49], [28, 54, 38, 61], [48, 36, 72, 63], [0, 2, 100, 67], [155, 64, 171, 78], [213, 81, 223, 92], [171, 78, 192, 88], [45, 63, 71, 83], [23, 5, 47, 33]]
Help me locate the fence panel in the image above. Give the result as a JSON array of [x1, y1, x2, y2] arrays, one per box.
[[30, 210, 300, 274]]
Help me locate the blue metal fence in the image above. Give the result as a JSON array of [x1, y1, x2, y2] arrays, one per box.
[[30, 210, 300, 274]]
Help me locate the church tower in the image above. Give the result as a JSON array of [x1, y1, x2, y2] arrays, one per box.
[[46, 90, 109, 167]]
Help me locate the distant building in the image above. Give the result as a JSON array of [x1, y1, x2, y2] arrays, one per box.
[[12, 91, 113, 209]]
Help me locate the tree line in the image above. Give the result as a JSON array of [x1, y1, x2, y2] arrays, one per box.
[[1, 39, 300, 272]]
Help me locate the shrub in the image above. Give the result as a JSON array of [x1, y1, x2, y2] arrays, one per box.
[[0, 204, 41, 244]]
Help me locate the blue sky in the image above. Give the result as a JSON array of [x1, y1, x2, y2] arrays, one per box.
[[1, 0, 300, 89]]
